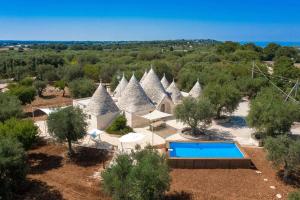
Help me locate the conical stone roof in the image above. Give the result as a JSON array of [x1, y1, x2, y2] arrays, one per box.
[[140, 70, 148, 84], [141, 68, 168, 104], [167, 80, 183, 104], [87, 83, 120, 116], [189, 80, 202, 98], [118, 74, 155, 113], [161, 74, 170, 89], [114, 74, 128, 98]]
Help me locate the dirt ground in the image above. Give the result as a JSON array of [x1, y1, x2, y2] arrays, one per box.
[[23, 85, 73, 121], [20, 142, 298, 200]]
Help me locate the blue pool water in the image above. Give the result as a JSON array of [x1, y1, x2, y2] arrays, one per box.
[[169, 142, 244, 158]]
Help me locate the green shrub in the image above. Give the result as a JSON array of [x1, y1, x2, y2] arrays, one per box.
[[106, 115, 133, 135], [19, 77, 34, 86], [0, 118, 38, 150], [8, 85, 36, 105], [0, 93, 23, 122], [0, 137, 27, 199], [288, 190, 300, 200]]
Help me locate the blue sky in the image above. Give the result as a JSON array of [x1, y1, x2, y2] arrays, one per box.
[[1, 0, 300, 41]]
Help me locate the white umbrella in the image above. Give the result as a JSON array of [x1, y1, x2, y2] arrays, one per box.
[[119, 132, 145, 143]]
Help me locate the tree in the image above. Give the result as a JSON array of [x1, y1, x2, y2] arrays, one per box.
[[275, 47, 298, 60], [264, 135, 300, 183], [0, 118, 38, 150], [62, 65, 84, 82], [34, 80, 47, 97], [83, 64, 101, 81], [68, 78, 96, 98], [263, 43, 280, 60], [0, 93, 22, 122], [102, 147, 170, 200], [203, 83, 241, 119], [175, 97, 215, 135], [0, 137, 27, 199], [247, 88, 298, 137], [54, 80, 66, 97], [8, 85, 36, 105], [216, 41, 240, 54], [47, 107, 87, 156], [273, 57, 300, 89]]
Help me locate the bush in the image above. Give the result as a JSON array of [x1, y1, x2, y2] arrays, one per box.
[[68, 78, 96, 98], [19, 77, 34, 86], [106, 115, 133, 135], [0, 137, 27, 199], [8, 85, 36, 105], [0, 93, 22, 122], [0, 118, 38, 150], [289, 190, 300, 200], [102, 147, 170, 200]]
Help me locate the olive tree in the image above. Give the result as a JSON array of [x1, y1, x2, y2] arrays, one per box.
[[47, 106, 87, 156], [247, 88, 298, 137], [175, 97, 215, 135], [68, 78, 96, 98], [34, 80, 47, 97], [0, 93, 22, 122], [203, 83, 241, 119], [264, 135, 300, 183], [0, 137, 27, 199], [102, 147, 170, 200]]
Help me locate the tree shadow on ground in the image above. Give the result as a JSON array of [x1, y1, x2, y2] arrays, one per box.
[[165, 191, 192, 200], [15, 179, 63, 200], [28, 153, 63, 174], [206, 129, 235, 141], [277, 170, 300, 187], [41, 95, 56, 99], [71, 147, 112, 167], [217, 116, 247, 128]]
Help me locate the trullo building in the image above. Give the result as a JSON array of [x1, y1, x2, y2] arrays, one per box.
[[85, 83, 120, 130], [118, 74, 155, 127], [141, 68, 174, 113]]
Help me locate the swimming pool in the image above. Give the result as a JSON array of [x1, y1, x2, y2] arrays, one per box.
[[167, 141, 251, 169], [169, 142, 244, 158]]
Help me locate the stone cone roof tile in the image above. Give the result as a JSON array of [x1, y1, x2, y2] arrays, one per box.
[[139, 70, 148, 84], [87, 83, 120, 116], [141, 68, 168, 104], [167, 81, 183, 104], [114, 74, 128, 98], [161, 74, 170, 89], [118, 74, 155, 113], [189, 80, 202, 98]]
